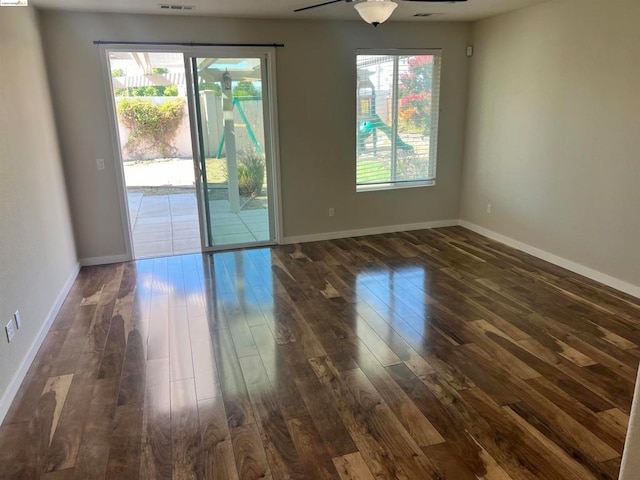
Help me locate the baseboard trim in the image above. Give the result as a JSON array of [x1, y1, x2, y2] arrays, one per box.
[[0, 262, 80, 424], [80, 254, 131, 266], [283, 219, 459, 245], [459, 220, 640, 299]]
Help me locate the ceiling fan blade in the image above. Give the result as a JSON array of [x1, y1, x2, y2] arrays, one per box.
[[294, 0, 345, 12]]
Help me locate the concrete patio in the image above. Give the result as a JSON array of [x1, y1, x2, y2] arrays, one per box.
[[127, 192, 270, 258]]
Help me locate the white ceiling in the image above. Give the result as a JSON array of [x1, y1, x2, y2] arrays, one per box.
[[31, 0, 551, 22]]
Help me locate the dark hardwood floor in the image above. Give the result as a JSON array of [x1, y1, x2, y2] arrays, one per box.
[[1, 226, 639, 479]]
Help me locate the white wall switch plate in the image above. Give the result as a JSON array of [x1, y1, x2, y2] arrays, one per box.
[[14, 310, 21, 329], [5, 320, 15, 343], [96, 158, 105, 170]]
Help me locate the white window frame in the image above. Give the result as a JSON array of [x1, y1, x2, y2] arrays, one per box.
[[356, 49, 442, 192]]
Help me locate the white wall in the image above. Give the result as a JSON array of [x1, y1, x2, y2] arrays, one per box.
[[38, 11, 471, 261], [0, 7, 78, 418], [461, 0, 640, 290]]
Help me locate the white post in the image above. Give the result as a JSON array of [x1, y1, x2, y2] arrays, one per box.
[[222, 72, 241, 214]]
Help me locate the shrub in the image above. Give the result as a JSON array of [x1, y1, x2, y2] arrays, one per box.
[[117, 98, 185, 158], [398, 92, 431, 134], [164, 84, 178, 96], [199, 82, 222, 96], [237, 150, 265, 197], [114, 85, 179, 97]]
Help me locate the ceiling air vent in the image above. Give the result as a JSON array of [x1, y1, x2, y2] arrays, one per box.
[[413, 13, 435, 17], [159, 4, 195, 10]]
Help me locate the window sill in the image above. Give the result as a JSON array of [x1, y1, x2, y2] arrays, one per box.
[[356, 180, 436, 193]]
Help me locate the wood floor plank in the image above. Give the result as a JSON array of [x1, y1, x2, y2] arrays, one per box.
[[73, 377, 119, 480], [288, 355, 358, 458], [105, 403, 144, 479], [502, 405, 608, 479], [462, 386, 601, 480], [239, 355, 306, 479], [527, 376, 626, 453], [332, 452, 376, 480], [188, 315, 222, 401], [139, 359, 171, 480], [83, 299, 115, 357], [97, 314, 126, 379], [169, 305, 194, 382], [597, 408, 630, 440], [40, 374, 74, 448], [44, 354, 100, 473], [213, 327, 256, 429], [41, 468, 75, 479], [118, 328, 147, 406], [231, 423, 272, 480], [147, 293, 170, 361], [272, 289, 327, 358], [287, 415, 341, 480], [171, 378, 204, 479], [198, 397, 239, 480], [487, 332, 617, 413], [50, 305, 97, 376], [421, 443, 484, 480], [220, 292, 260, 358], [310, 356, 442, 479], [387, 361, 512, 478], [250, 324, 309, 420], [356, 353, 445, 448]]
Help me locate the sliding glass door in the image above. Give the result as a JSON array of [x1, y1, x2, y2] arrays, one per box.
[[186, 50, 279, 251]]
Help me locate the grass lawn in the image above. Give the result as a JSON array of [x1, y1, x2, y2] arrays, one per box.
[[204, 157, 227, 184], [357, 157, 391, 184]]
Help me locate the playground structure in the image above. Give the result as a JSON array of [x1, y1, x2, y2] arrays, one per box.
[[357, 71, 414, 155], [194, 61, 265, 219], [215, 96, 263, 158]]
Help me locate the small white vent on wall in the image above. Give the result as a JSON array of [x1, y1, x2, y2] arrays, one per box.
[[159, 4, 195, 10]]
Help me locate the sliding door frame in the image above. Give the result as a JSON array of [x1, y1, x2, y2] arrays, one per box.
[[98, 44, 283, 259]]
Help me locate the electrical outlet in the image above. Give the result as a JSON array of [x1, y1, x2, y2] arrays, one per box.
[[5, 319, 15, 343], [14, 310, 21, 329], [329, 208, 335, 217], [487, 203, 492, 214], [96, 158, 105, 170]]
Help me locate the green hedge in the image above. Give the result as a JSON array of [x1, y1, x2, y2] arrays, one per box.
[[114, 84, 178, 97]]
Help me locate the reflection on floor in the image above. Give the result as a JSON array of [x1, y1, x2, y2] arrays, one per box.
[[127, 192, 269, 258]]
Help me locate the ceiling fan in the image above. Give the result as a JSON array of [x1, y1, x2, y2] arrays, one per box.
[[295, 0, 468, 27]]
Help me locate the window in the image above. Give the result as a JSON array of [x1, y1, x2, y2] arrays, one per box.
[[356, 50, 442, 191]]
